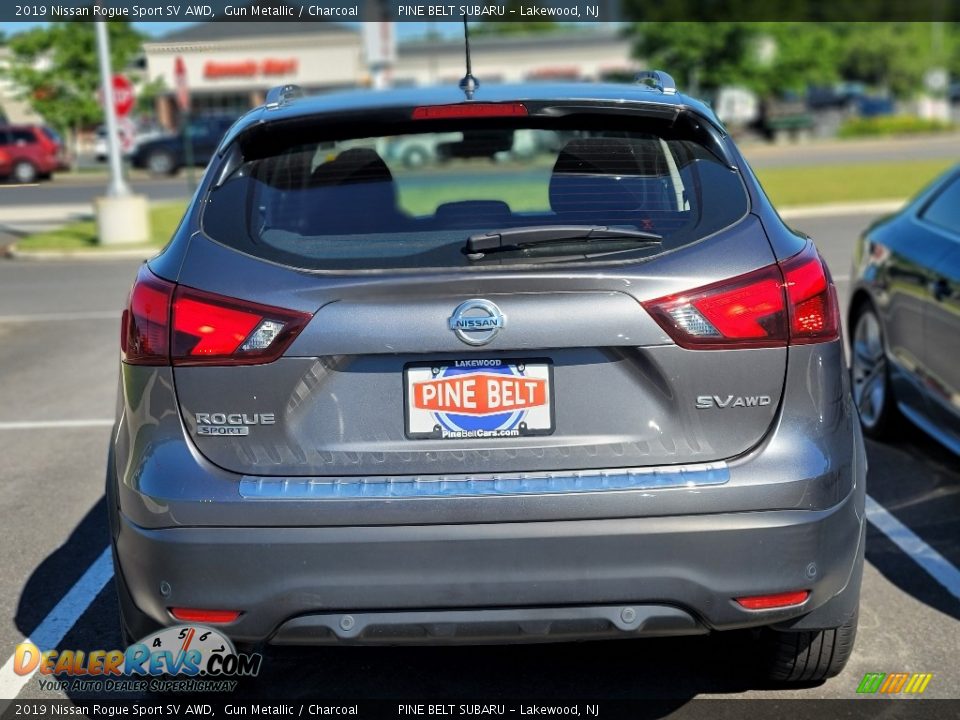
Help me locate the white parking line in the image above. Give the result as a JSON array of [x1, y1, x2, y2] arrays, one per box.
[[866, 494, 960, 602], [0, 311, 118, 324], [0, 419, 113, 431], [0, 547, 113, 700]]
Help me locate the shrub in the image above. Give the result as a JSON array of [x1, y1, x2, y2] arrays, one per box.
[[838, 116, 955, 138]]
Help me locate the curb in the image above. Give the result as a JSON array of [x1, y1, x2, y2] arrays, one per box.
[[5, 246, 160, 261], [777, 199, 905, 220]]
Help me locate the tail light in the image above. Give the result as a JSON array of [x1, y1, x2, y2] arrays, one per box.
[[642, 242, 839, 350], [121, 266, 312, 366], [171, 285, 311, 366], [121, 267, 174, 365]]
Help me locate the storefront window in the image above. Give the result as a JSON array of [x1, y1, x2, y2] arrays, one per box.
[[190, 92, 253, 118]]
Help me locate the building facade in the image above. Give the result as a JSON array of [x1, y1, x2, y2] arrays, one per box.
[[0, 47, 44, 124], [143, 23, 637, 127], [142, 23, 363, 126]]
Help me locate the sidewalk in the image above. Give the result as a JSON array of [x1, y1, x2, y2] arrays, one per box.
[[0, 202, 161, 261], [0, 203, 94, 236]]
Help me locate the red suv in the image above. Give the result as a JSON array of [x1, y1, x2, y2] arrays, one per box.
[[0, 125, 67, 183]]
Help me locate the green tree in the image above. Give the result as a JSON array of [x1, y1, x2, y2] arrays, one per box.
[[626, 18, 958, 101], [3, 21, 142, 152], [831, 23, 941, 98], [624, 21, 840, 98], [135, 76, 167, 116], [949, 22, 960, 78]]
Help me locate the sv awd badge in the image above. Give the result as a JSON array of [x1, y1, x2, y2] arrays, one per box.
[[696, 395, 772, 409], [195, 412, 275, 436]]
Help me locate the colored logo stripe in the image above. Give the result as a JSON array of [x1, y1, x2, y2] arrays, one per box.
[[857, 672, 932, 694]]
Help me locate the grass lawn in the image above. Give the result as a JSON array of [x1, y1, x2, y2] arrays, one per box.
[[754, 159, 953, 207], [12, 158, 956, 253], [14, 203, 186, 253], [398, 159, 953, 215], [398, 179, 550, 215]]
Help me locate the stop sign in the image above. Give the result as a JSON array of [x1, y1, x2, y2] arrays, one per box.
[[110, 74, 135, 117]]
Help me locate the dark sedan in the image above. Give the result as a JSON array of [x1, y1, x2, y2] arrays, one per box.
[[130, 115, 235, 176], [849, 165, 960, 454]]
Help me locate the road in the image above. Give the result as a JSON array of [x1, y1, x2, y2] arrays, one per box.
[[740, 133, 960, 169], [0, 176, 190, 208], [0, 211, 958, 712]]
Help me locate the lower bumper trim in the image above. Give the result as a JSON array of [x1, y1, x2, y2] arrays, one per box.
[[270, 605, 706, 645]]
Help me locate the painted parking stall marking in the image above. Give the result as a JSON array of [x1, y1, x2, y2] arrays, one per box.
[[865, 495, 960, 602], [0, 311, 118, 323], [0, 547, 113, 699], [0, 419, 113, 431]]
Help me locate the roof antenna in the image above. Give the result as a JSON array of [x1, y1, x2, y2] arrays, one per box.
[[458, 17, 479, 100]]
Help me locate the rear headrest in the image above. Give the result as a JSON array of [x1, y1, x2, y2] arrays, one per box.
[[311, 148, 395, 189], [305, 148, 400, 233], [552, 137, 668, 176], [549, 137, 671, 216]]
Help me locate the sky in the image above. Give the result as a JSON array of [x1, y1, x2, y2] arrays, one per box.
[[0, 21, 465, 42]]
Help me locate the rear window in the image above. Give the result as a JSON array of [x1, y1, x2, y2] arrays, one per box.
[[41, 127, 62, 144], [202, 118, 749, 271], [10, 129, 37, 144], [920, 175, 960, 234]]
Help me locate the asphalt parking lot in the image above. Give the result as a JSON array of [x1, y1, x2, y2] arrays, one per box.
[[0, 210, 958, 708]]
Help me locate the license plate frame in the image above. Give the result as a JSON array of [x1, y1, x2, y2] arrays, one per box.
[[404, 358, 554, 441]]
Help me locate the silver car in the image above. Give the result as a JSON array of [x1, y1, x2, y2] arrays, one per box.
[[108, 75, 865, 684]]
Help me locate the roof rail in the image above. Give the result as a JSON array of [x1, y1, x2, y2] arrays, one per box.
[[635, 70, 678, 95], [265, 84, 304, 108]]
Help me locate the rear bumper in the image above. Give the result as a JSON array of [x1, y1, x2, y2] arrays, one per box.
[[115, 475, 865, 645]]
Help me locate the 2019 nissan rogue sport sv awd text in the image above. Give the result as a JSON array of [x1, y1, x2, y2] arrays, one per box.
[[108, 74, 866, 684]]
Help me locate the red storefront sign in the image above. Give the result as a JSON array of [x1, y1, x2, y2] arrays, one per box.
[[203, 59, 298, 79]]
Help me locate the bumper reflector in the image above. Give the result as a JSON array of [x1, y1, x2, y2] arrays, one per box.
[[735, 590, 809, 610], [170, 608, 241, 624]]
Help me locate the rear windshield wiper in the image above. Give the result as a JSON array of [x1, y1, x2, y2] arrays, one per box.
[[465, 225, 663, 258]]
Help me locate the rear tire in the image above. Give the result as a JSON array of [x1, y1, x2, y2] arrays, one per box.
[[147, 150, 176, 176], [401, 145, 429, 168], [850, 303, 901, 439], [760, 608, 858, 684], [12, 160, 37, 184]]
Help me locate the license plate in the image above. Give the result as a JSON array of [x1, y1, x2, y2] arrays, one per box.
[[404, 359, 554, 440]]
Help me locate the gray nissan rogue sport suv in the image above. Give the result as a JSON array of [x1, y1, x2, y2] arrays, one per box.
[[108, 74, 866, 684]]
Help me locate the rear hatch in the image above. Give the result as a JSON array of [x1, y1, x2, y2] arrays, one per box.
[[163, 101, 805, 478]]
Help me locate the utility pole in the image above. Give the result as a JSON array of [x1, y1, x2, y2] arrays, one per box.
[[94, 20, 149, 245], [96, 21, 129, 198]]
